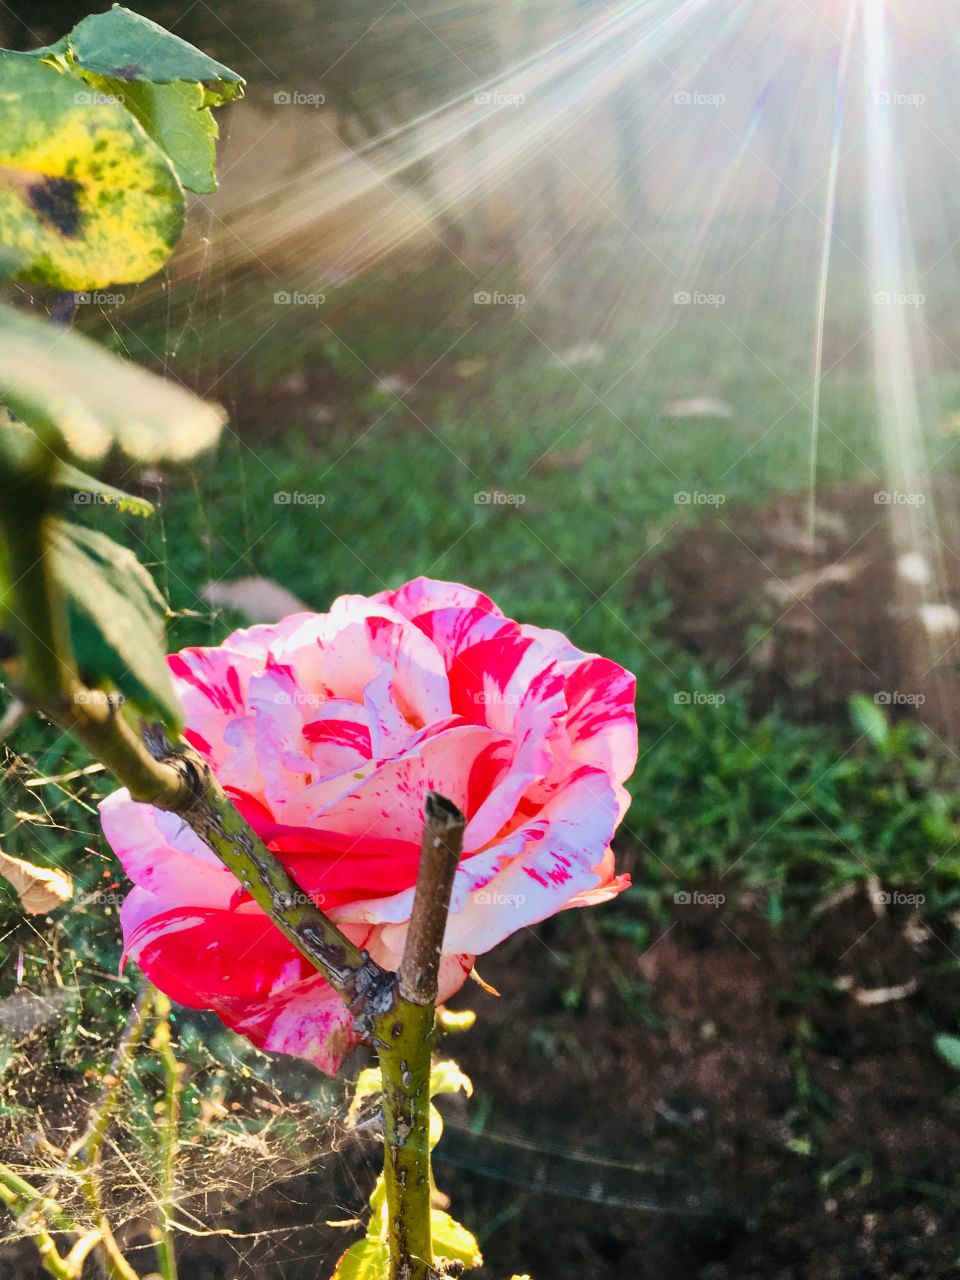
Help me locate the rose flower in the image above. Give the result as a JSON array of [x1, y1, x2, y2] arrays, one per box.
[[100, 578, 637, 1074]]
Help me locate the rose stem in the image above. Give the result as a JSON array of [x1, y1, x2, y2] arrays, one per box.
[[375, 792, 465, 1280]]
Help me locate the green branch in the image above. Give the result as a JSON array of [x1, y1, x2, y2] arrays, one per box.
[[375, 793, 466, 1280]]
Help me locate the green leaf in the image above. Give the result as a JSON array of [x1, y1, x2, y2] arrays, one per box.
[[63, 6, 244, 102], [934, 1034, 960, 1072], [849, 693, 889, 751], [430, 1209, 482, 1269], [86, 75, 220, 194], [330, 1237, 390, 1280], [0, 51, 184, 289], [49, 519, 181, 726], [1, 416, 154, 516], [0, 303, 224, 463], [56, 461, 155, 516]]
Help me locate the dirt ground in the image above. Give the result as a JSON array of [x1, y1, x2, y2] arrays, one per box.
[[637, 479, 960, 738], [58, 895, 957, 1280], [5, 480, 960, 1279]]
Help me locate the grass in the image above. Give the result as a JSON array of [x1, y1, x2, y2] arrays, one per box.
[[7, 256, 960, 942]]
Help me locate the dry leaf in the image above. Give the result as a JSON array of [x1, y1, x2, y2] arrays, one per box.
[[852, 978, 919, 1007], [202, 577, 310, 623], [663, 396, 734, 420], [0, 848, 72, 913]]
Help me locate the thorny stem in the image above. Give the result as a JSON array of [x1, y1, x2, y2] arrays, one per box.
[[375, 793, 466, 1280], [151, 991, 182, 1280]]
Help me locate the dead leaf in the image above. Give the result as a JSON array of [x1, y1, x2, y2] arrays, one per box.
[[764, 557, 867, 604], [530, 438, 595, 474], [852, 978, 919, 1006], [202, 577, 310, 623], [0, 848, 72, 914], [663, 396, 734, 420]]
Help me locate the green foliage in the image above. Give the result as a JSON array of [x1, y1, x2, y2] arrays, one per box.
[[0, 304, 225, 463], [49, 519, 181, 725], [0, 418, 154, 515], [331, 1237, 390, 1280], [86, 76, 222, 194], [0, 50, 183, 289], [934, 1034, 960, 1072], [0, 4, 244, 286], [55, 6, 243, 100]]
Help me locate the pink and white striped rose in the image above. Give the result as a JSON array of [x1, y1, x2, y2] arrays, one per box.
[[100, 578, 637, 1074]]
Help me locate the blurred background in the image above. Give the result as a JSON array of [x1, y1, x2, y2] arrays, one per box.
[[3, 1, 960, 1276]]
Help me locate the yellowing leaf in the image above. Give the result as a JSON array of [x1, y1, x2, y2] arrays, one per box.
[[330, 1237, 390, 1280], [0, 303, 224, 463], [430, 1209, 482, 1269], [0, 847, 72, 913], [0, 51, 183, 289], [348, 1066, 383, 1125], [430, 1060, 473, 1099]]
